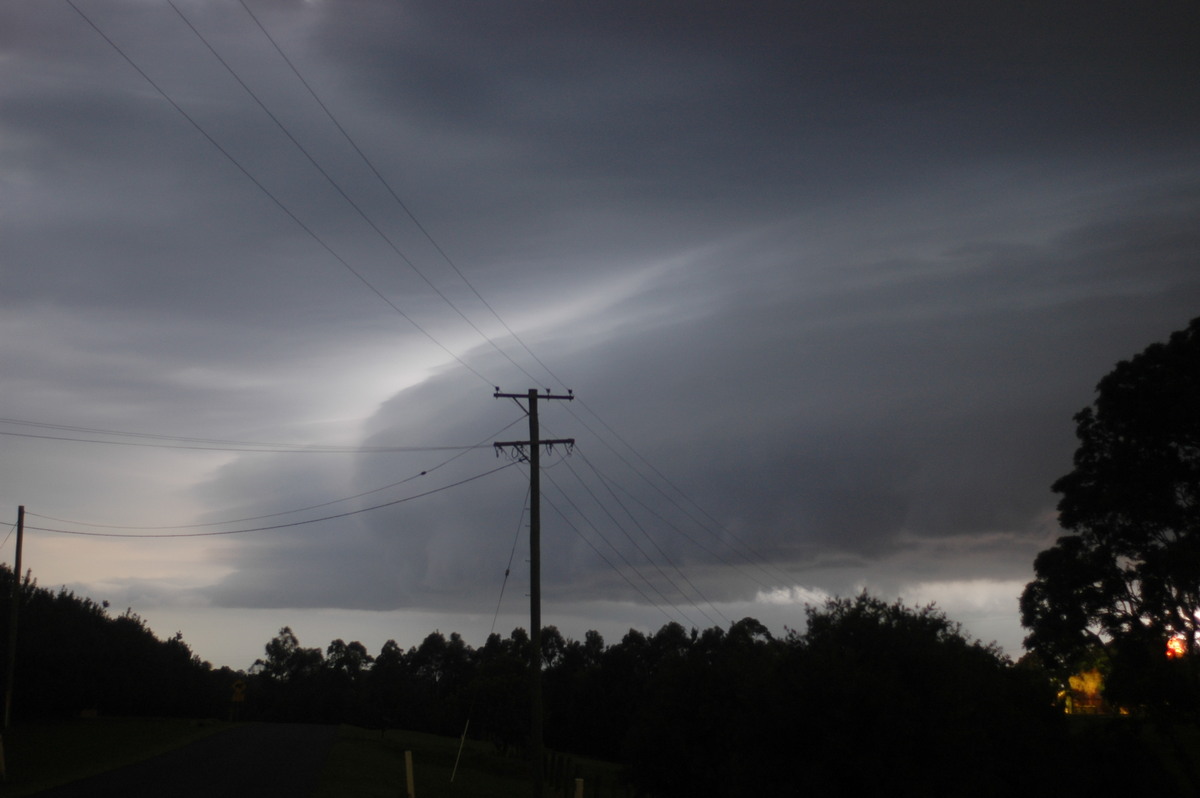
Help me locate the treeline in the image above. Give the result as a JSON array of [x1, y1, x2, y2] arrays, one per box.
[[0, 564, 1183, 796], [246, 609, 1065, 798], [0, 565, 236, 719]]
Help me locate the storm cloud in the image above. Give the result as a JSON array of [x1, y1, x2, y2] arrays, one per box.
[[2, 0, 1199, 666]]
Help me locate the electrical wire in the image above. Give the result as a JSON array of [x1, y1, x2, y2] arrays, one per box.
[[560, 423, 795, 589], [26, 417, 525, 531], [558, 455, 720, 627], [0, 417, 474, 452], [540, 489, 680, 627], [253, 0, 557, 395], [540, 416, 789, 593], [570, 450, 730, 625], [237, 0, 554, 388], [490, 480, 531, 637], [65, 0, 494, 388], [542, 470, 699, 629], [452, 477, 530, 786], [169, 0, 542, 390], [26, 462, 516, 539], [0, 429, 483, 454], [68, 2, 796, 614], [576, 445, 783, 593], [85, 0, 780, 589]]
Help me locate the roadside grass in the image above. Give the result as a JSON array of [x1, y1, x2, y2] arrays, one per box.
[[0, 716, 231, 796], [314, 726, 633, 798], [1, 718, 632, 797]]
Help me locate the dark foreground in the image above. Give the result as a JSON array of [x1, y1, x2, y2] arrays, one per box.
[[31, 723, 337, 797]]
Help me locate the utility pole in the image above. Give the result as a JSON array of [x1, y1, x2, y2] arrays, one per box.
[[494, 389, 573, 798], [4, 505, 24, 731]]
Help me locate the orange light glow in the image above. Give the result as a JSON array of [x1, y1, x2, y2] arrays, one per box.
[[1068, 669, 1104, 699], [1063, 668, 1106, 714], [1167, 637, 1187, 659]]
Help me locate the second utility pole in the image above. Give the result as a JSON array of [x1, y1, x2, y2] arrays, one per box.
[[494, 388, 573, 798], [4, 505, 24, 732]]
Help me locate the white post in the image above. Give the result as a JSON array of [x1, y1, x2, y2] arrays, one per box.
[[574, 777, 584, 798], [405, 750, 416, 798]]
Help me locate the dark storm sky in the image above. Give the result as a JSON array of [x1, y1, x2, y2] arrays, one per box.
[[2, 0, 1199, 665]]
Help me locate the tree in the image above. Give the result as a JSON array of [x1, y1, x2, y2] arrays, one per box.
[[784, 595, 1061, 798], [1022, 317, 1200, 708], [326, 639, 373, 678], [622, 599, 1060, 798], [0, 565, 230, 721], [255, 626, 323, 682]]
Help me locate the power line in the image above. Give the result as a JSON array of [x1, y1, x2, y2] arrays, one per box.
[[27, 417, 523, 531], [558, 456, 720, 627], [546, 402, 798, 591], [575, 445, 784, 593], [489, 480, 531, 638], [542, 414, 793, 593], [542, 470, 700, 629], [84, 0, 769, 586], [0, 417, 428, 449], [170, 0, 542, 389], [0, 429, 483, 454], [65, 0, 494, 388], [69, 2, 798, 609], [540, 488, 682, 627], [26, 462, 516, 539], [570, 451, 730, 625], [563, 429, 794, 589], [237, 0, 553, 387]]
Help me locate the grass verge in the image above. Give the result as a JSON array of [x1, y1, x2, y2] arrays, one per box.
[[0, 716, 231, 796], [2, 719, 631, 797], [314, 726, 632, 798]]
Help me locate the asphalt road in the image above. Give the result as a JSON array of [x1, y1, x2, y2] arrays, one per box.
[[33, 723, 338, 797]]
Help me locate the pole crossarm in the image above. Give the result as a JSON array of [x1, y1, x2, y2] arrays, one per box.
[[494, 438, 575, 456], [493, 389, 574, 402]]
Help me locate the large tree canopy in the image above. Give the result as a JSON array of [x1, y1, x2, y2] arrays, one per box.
[[1022, 317, 1200, 685]]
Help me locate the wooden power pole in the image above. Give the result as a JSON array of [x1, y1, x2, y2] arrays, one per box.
[[4, 505, 25, 731], [494, 389, 573, 798]]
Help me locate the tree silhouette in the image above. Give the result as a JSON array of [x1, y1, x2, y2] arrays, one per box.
[[1022, 317, 1200, 712], [255, 626, 323, 682], [789, 595, 1062, 798], [0, 565, 228, 721], [326, 639, 373, 677]]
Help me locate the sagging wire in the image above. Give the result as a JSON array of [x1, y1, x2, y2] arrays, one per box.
[[452, 479, 532, 784]]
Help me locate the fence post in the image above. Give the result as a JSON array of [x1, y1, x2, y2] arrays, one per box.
[[405, 750, 415, 798]]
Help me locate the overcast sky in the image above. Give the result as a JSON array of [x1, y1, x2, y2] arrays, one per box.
[[3, 0, 1199, 669]]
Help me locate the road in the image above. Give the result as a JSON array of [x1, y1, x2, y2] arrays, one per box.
[[33, 723, 338, 797]]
